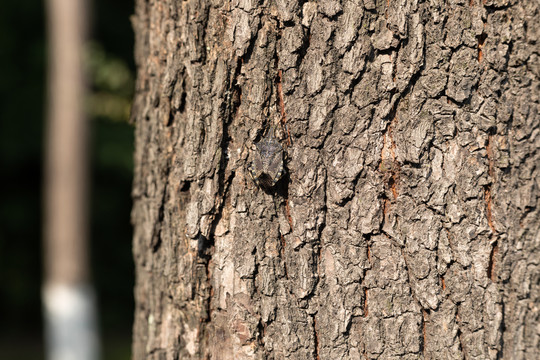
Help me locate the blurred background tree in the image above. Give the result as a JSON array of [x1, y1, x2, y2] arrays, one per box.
[[0, 1, 135, 359]]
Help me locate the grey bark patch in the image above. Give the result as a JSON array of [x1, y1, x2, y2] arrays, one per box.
[[446, 47, 480, 103]]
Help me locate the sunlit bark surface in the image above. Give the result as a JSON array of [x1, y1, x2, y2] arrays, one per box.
[[131, 1, 540, 359]]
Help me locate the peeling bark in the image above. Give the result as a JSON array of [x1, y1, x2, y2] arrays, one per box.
[[131, 1, 540, 359]]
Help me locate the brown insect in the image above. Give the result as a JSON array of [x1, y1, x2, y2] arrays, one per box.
[[248, 127, 285, 189]]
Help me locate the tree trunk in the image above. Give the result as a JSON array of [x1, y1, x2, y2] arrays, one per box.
[[44, 0, 99, 359], [130, 1, 539, 359]]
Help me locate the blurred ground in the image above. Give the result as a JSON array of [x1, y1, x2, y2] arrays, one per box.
[[0, 1, 135, 359]]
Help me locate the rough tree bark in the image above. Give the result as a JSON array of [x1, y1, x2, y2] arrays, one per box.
[[131, 0, 539, 359]]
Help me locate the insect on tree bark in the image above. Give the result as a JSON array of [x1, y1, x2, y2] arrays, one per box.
[[248, 127, 286, 190]]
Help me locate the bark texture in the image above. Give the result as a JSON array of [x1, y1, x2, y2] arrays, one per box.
[[131, 0, 540, 359]]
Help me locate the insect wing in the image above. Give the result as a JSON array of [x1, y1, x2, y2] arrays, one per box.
[[258, 174, 274, 189], [267, 150, 284, 185], [250, 154, 264, 179]]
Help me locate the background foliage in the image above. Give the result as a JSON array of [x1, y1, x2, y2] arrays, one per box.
[[0, 1, 135, 359]]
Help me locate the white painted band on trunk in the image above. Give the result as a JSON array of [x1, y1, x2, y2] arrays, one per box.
[[43, 283, 100, 360]]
